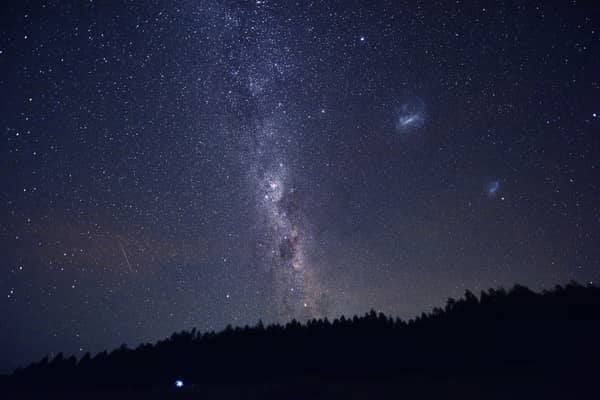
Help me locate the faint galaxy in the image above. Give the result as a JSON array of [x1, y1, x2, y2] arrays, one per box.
[[395, 100, 426, 133], [486, 180, 501, 198], [1, 1, 599, 372]]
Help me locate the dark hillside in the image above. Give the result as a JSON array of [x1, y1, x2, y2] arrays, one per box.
[[3, 282, 599, 399]]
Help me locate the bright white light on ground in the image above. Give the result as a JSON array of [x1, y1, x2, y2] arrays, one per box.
[[175, 379, 184, 388]]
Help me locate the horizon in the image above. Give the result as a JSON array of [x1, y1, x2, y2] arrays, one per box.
[[3, 280, 595, 375]]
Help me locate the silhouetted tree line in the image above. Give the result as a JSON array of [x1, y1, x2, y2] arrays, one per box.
[[7, 282, 600, 391]]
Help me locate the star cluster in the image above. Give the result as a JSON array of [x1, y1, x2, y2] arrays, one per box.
[[1, 1, 599, 373]]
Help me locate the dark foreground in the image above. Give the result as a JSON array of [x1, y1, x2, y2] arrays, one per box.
[[2, 282, 599, 399], [2, 365, 596, 400]]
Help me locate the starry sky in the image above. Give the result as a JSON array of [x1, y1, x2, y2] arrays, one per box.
[[1, 0, 599, 373]]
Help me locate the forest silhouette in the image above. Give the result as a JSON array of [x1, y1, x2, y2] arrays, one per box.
[[2, 281, 599, 399]]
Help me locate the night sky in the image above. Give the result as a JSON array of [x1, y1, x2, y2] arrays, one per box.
[[1, 1, 599, 373]]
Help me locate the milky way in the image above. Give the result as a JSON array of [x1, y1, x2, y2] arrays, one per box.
[[253, 162, 323, 319], [213, 3, 325, 319], [246, 119, 322, 320]]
